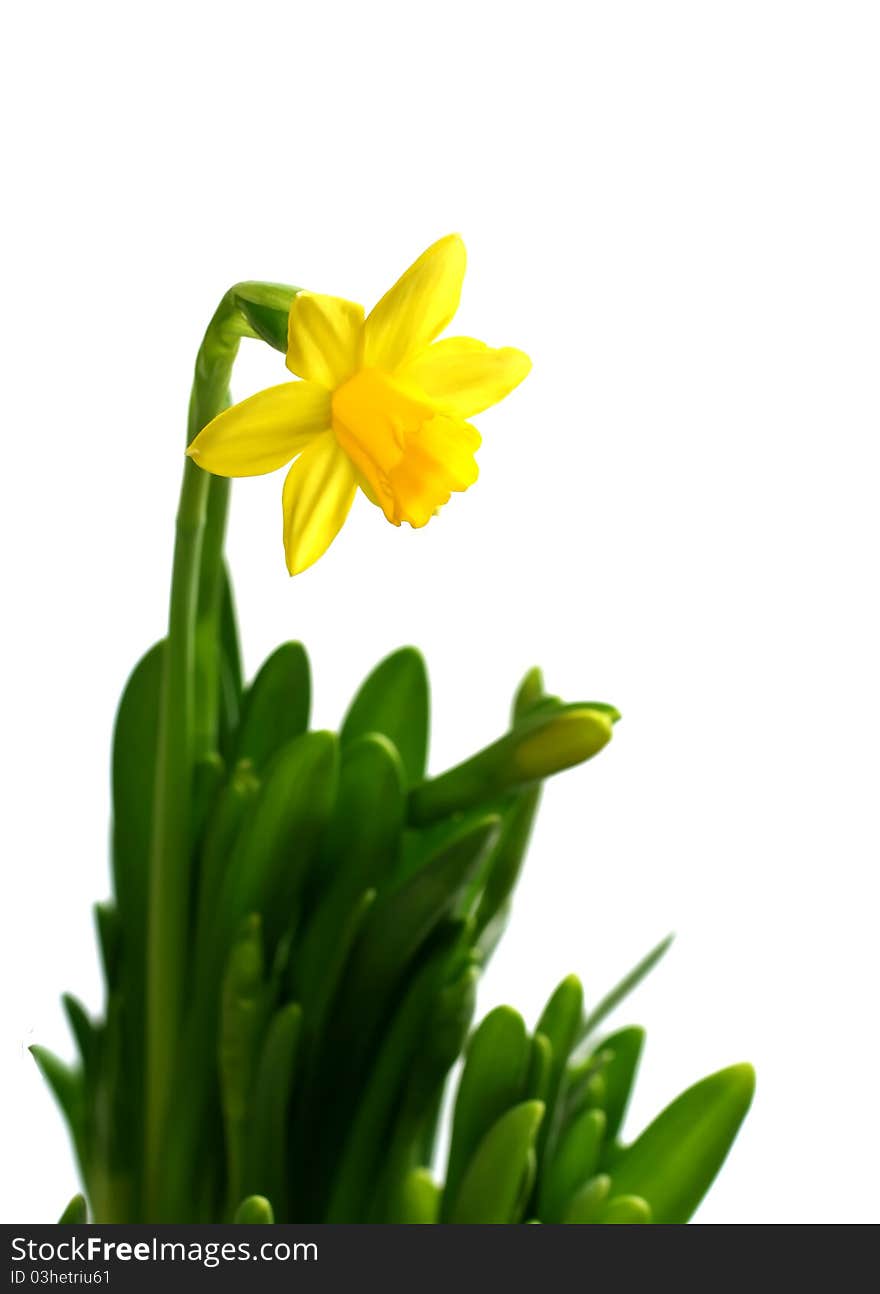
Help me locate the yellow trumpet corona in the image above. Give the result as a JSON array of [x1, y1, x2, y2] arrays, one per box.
[[186, 235, 531, 574]]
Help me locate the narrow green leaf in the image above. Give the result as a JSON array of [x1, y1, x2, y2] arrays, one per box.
[[330, 816, 499, 1080], [326, 935, 463, 1222], [597, 1194, 652, 1224], [58, 1194, 87, 1224], [93, 903, 120, 992], [62, 995, 96, 1086], [233, 1194, 275, 1224], [596, 1026, 645, 1146], [30, 1046, 85, 1171], [524, 1031, 553, 1103], [535, 975, 584, 1161], [341, 646, 430, 785], [562, 1174, 611, 1222], [374, 964, 478, 1221], [540, 1107, 606, 1223], [219, 916, 270, 1212], [447, 1101, 545, 1224], [111, 640, 163, 949], [444, 1006, 531, 1217], [195, 760, 261, 961], [578, 935, 674, 1044], [217, 731, 338, 959], [245, 1003, 303, 1215], [295, 734, 404, 1007], [235, 642, 310, 769], [409, 705, 615, 826], [472, 787, 540, 939], [608, 1063, 755, 1223]]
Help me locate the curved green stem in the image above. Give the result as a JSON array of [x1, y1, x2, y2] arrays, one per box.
[[145, 282, 297, 1219]]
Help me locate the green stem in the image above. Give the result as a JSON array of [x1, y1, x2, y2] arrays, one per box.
[[145, 283, 297, 1219]]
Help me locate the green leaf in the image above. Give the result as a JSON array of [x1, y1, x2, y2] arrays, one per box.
[[597, 1194, 652, 1224], [245, 1003, 303, 1216], [578, 935, 674, 1044], [608, 1063, 755, 1223], [444, 1006, 531, 1216], [409, 705, 615, 826], [217, 731, 338, 959], [540, 1107, 606, 1223], [219, 916, 271, 1211], [374, 963, 477, 1221], [326, 934, 465, 1222], [295, 734, 404, 1007], [595, 1026, 645, 1147], [512, 666, 545, 721], [447, 1101, 545, 1224], [30, 1046, 86, 1171], [93, 903, 120, 992], [535, 974, 584, 1161], [472, 788, 540, 939], [341, 646, 430, 785], [235, 642, 311, 769], [389, 1169, 440, 1223], [195, 760, 261, 961], [330, 816, 499, 1080], [233, 1194, 275, 1224], [525, 1031, 553, 1104], [562, 1174, 611, 1222], [58, 1194, 87, 1224], [62, 995, 96, 1086]]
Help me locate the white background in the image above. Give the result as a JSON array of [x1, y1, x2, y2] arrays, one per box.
[[2, 1, 878, 1225]]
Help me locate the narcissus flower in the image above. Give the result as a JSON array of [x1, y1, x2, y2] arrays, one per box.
[[187, 236, 530, 574]]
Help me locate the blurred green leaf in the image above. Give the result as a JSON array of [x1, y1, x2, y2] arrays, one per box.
[[233, 1194, 275, 1224], [524, 1031, 552, 1104], [595, 1026, 645, 1148], [447, 1101, 545, 1224], [62, 995, 97, 1088], [58, 1194, 87, 1224], [326, 933, 464, 1221], [472, 788, 540, 941], [219, 916, 270, 1211], [235, 642, 310, 769], [608, 1063, 755, 1223], [244, 1003, 302, 1215], [217, 732, 338, 958], [535, 974, 584, 1162], [389, 1168, 440, 1224], [330, 816, 499, 1081], [540, 1107, 606, 1223], [598, 1194, 652, 1223], [295, 734, 404, 1006], [31, 1046, 86, 1174], [444, 1006, 531, 1216], [562, 1173, 611, 1222], [341, 646, 429, 785]]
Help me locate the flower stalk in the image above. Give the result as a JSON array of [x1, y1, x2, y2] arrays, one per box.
[[145, 283, 296, 1218]]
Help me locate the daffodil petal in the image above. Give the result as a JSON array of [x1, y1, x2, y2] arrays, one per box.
[[397, 337, 532, 418], [286, 292, 364, 389], [187, 382, 331, 477], [282, 433, 358, 574], [363, 234, 466, 372]]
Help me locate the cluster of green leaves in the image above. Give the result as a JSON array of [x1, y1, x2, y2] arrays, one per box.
[[37, 602, 752, 1223]]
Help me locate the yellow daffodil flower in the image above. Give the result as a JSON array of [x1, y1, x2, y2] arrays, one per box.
[[186, 235, 531, 574]]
